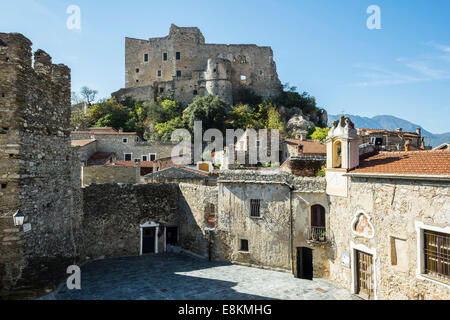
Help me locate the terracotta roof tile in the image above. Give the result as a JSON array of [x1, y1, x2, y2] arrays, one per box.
[[71, 139, 96, 147], [284, 139, 326, 154], [350, 150, 450, 175]]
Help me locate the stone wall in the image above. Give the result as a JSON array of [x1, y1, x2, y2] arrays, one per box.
[[328, 177, 450, 300], [81, 165, 138, 187], [178, 183, 218, 259], [0, 33, 82, 295], [80, 183, 179, 260]]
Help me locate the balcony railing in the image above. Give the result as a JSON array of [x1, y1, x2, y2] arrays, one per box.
[[305, 226, 328, 243]]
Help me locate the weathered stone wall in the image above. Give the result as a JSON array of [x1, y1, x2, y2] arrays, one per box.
[[82, 165, 138, 187], [120, 24, 282, 105], [80, 183, 179, 260], [178, 183, 218, 259], [74, 140, 97, 162], [0, 33, 82, 295], [328, 177, 450, 300]]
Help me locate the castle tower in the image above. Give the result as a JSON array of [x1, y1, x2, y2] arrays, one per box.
[[203, 58, 233, 105], [0, 33, 81, 295], [324, 116, 359, 197]]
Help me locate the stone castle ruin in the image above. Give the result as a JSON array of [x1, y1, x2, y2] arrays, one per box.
[[112, 24, 283, 105]]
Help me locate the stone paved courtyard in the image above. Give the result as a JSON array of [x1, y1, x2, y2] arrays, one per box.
[[40, 252, 358, 300]]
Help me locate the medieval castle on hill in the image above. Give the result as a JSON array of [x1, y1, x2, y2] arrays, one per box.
[[112, 24, 283, 105]]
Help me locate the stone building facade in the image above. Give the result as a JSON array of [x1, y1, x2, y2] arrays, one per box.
[[0, 33, 82, 295], [325, 116, 450, 300], [112, 24, 283, 105], [72, 128, 175, 162]]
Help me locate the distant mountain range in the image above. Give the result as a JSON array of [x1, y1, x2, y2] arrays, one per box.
[[328, 114, 449, 147]]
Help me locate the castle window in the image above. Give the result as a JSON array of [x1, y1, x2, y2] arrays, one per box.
[[122, 138, 128, 143], [136, 80, 139, 83], [142, 155, 148, 162], [176, 70, 181, 77], [250, 199, 261, 217], [240, 75, 247, 84], [240, 239, 249, 252], [1, 93, 4, 97], [149, 153, 156, 161], [136, 68, 139, 73], [159, 87, 164, 93], [0, 127, 8, 134], [144, 54, 149, 62], [1, 183, 6, 189], [124, 153, 132, 161], [158, 70, 161, 77], [176, 52, 181, 60], [163, 53, 168, 61], [193, 90, 198, 95]]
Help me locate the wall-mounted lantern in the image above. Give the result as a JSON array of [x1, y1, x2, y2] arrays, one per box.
[[13, 210, 24, 226]]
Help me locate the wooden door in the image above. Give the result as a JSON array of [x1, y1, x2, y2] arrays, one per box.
[[356, 250, 374, 299], [143, 227, 155, 254]]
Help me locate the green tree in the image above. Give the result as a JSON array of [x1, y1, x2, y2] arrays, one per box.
[[71, 109, 88, 130], [183, 95, 228, 132], [265, 107, 284, 131], [226, 104, 260, 129], [147, 98, 181, 124], [87, 98, 129, 130], [150, 117, 185, 142], [310, 127, 330, 141]]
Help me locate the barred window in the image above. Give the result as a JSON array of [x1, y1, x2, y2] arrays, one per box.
[[424, 230, 450, 282], [250, 199, 261, 217]]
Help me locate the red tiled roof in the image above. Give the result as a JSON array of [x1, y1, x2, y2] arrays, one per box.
[[350, 150, 450, 176], [358, 128, 421, 138], [71, 139, 96, 147], [105, 161, 154, 168], [180, 167, 210, 177], [284, 139, 326, 154]]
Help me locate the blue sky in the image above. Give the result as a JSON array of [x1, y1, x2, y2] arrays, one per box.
[[1, 0, 449, 133]]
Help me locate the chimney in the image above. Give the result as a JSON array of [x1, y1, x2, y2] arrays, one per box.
[[405, 139, 411, 152], [416, 128, 421, 136]]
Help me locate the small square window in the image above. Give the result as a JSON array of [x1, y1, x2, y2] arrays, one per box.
[[136, 68, 139, 73], [250, 199, 261, 217], [144, 54, 149, 62], [193, 90, 198, 95], [122, 138, 128, 143], [240, 239, 249, 252], [124, 153, 132, 161], [163, 53, 168, 61], [142, 155, 148, 162], [159, 87, 164, 93], [158, 70, 161, 77], [176, 52, 181, 60], [1, 183, 7, 189], [176, 70, 181, 77], [150, 154, 156, 161]]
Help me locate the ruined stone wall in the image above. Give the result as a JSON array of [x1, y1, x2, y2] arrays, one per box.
[[178, 183, 218, 259], [122, 24, 282, 105], [80, 183, 179, 260], [0, 33, 82, 294], [328, 177, 450, 300], [82, 165, 138, 187], [73, 140, 97, 162]]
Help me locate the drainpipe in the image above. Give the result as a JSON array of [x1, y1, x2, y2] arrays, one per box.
[[289, 188, 294, 275]]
